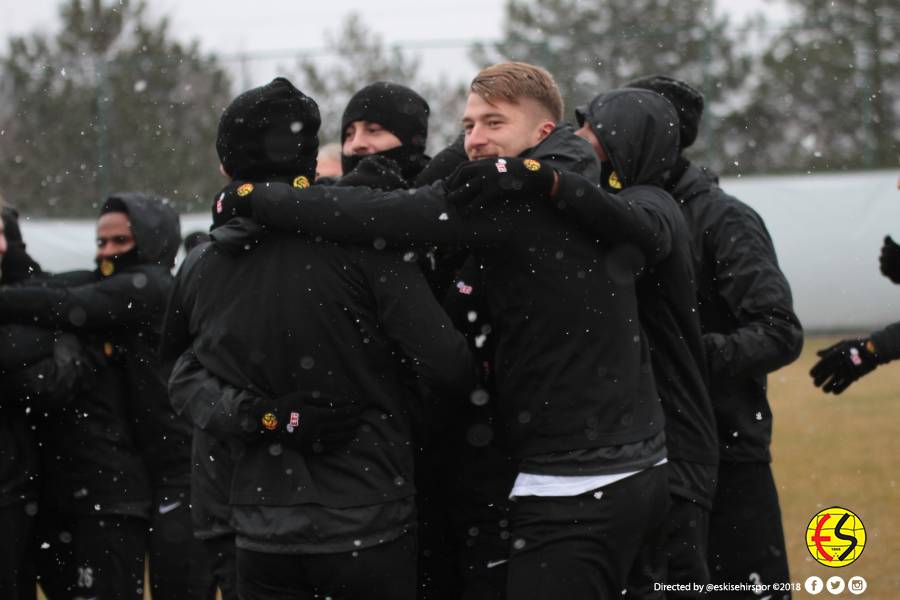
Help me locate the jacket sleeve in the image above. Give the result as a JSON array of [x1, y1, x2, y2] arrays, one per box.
[[703, 199, 803, 377], [159, 245, 212, 364], [870, 322, 900, 363], [555, 174, 674, 265], [160, 268, 192, 365], [364, 252, 476, 398], [0, 269, 166, 330], [168, 349, 263, 439], [0, 324, 58, 370], [250, 181, 506, 247]]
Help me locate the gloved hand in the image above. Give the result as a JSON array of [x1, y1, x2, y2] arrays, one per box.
[[444, 157, 558, 216], [810, 338, 882, 394], [339, 155, 408, 191], [879, 235, 900, 284], [242, 391, 363, 453], [0, 333, 91, 412], [211, 180, 256, 229]]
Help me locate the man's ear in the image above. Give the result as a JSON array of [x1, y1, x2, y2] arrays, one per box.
[[219, 163, 231, 180], [537, 120, 556, 142]]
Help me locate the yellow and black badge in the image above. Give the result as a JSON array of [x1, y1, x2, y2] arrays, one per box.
[[261, 412, 278, 431], [103, 341, 114, 357], [236, 182, 254, 197], [99, 258, 115, 277], [608, 171, 623, 190], [806, 506, 866, 567], [523, 159, 541, 172], [292, 175, 310, 189]]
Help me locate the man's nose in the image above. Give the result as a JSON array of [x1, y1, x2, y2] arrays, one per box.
[[347, 134, 370, 155]]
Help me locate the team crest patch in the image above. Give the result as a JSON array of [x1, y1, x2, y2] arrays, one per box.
[[806, 506, 866, 567], [236, 183, 254, 197], [99, 259, 115, 277], [495, 158, 508, 173], [456, 280, 473, 295], [523, 159, 541, 172], [608, 171, 623, 190], [103, 341, 114, 357], [215, 192, 225, 214], [261, 412, 278, 431], [292, 175, 310, 189]]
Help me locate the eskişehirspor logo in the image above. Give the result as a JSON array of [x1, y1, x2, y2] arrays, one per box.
[[806, 506, 866, 567]]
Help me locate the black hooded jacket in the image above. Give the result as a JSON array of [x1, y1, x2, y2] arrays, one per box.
[[0, 193, 191, 488], [243, 125, 665, 468], [160, 215, 474, 552], [550, 89, 718, 499], [673, 164, 802, 462]]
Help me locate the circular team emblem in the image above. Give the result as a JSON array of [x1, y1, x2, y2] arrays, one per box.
[[523, 159, 541, 172], [292, 175, 310, 189], [236, 182, 254, 197], [608, 170, 623, 190], [261, 412, 278, 431], [99, 259, 115, 277], [806, 506, 866, 567]]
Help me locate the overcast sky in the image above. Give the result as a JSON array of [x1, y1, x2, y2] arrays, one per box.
[[2, 0, 791, 88]]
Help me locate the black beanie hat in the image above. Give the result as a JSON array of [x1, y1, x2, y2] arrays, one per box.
[[217, 77, 321, 180], [624, 75, 704, 150], [341, 82, 430, 150]]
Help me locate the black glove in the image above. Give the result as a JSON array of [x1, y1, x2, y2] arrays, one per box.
[[211, 180, 256, 229], [413, 133, 467, 187], [0, 333, 91, 412], [810, 338, 882, 394], [241, 391, 363, 453], [338, 155, 408, 191], [444, 157, 558, 216], [879, 235, 900, 284]]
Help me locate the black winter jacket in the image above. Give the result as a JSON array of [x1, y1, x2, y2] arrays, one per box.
[[161, 217, 474, 549], [245, 125, 665, 465], [553, 90, 718, 475], [0, 194, 191, 487], [674, 164, 803, 462]]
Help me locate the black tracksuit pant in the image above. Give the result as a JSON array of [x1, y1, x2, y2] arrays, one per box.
[[708, 462, 790, 599], [0, 502, 35, 600], [236, 533, 417, 600], [202, 535, 239, 600], [148, 487, 216, 600], [507, 465, 669, 600], [36, 514, 147, 600]]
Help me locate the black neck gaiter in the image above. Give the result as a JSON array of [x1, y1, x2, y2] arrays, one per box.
[[95, 247, 141, 277], [342, 144, 430, 185]]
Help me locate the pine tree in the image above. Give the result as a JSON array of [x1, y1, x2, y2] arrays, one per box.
[[732, 0, 900, 173], [477, 0, 749, 172], [0, 0, 232, 216]]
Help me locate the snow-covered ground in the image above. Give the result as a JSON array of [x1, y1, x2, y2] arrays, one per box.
[[16, 169, 900, 332]]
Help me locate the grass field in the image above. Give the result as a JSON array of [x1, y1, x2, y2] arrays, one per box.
[[771, 335, 900, 597], [37, 335, 899, 599]]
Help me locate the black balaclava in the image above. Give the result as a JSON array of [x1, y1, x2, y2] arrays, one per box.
[[217, 77, 321, 182], [340, 82, 430, 182], [96, 197, 140, 276]]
